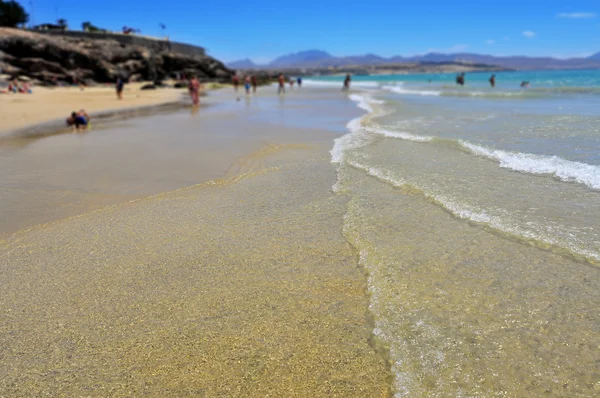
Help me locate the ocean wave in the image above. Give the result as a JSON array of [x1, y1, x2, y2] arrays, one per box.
[[382, 85, 441, 96], [303, 79, 380, 89], [348, 160, 600, 263], [330, 118, 372, 163], [366, 126, 433, 142], [461, 141, 600, 190]]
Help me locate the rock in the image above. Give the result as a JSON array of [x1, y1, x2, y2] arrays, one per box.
[[0, 27, 234, 85], [17, 75, 31, 82], [140, 83, 156, 90]]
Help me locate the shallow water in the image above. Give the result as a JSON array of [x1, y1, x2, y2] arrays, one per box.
[[326, 71, 600, 396], [0, 88, 391, 396]]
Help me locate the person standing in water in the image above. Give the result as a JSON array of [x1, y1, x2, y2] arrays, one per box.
[[342, 74, 351, 91], [232, 75, 240, 92], [244, 76, 251, 95], [251, 75, 258, 93], [188, 76, 201, 106], [278, 73, 285, 95], [489, 74, 496, 88], [297, 77, 302, 87]]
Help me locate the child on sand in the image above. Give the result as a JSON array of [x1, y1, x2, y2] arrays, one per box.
[[66, 109, 90, 132]]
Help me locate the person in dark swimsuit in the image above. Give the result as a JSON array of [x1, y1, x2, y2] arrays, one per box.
[[116, 78, 124, 100], [489, 74, 496, 88], [342, 74, 351, 91]]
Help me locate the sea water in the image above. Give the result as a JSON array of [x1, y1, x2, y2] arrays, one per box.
[[312, 69, 600, 396]]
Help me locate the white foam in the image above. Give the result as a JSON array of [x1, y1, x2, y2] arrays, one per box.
[[303, 79, 380, 89], [366, 126, 434, 142], [461, 141, 600, 190], [330, 93, 384, 164], [383, 84, 441, 96], [349, 160, 600, 262], [330, 117, 372, 163]]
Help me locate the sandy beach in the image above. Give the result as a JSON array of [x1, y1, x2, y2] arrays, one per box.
[[0, 82, 185, 134], [2, 79, 599, 396]]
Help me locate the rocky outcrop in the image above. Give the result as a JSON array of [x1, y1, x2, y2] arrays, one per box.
[[0, 28, 234, 85]]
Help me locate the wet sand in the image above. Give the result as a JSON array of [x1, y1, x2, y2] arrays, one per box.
[[0, 87, 392, 396]]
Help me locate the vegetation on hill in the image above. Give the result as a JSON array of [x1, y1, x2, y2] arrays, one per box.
[[0, 0, 28, 28]]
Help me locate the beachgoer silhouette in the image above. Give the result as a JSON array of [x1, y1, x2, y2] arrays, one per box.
[[188, 76, 201, 105], [343, 74, 351, 91], [251, 75, 257, 93], [116, 78, 124, 100], [489, 74, 496, 88], [456, 73, 465, 86], [297, 77, 302, 87], [278, 73, 285, 95], [232, 75, 240, 92], [244, 76, 251, 95]]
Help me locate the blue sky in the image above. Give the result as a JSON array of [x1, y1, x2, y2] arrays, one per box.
[[27, 0, 599, 62]]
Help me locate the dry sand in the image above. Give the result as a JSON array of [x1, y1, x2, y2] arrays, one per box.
[[0, 82, 185, 133]]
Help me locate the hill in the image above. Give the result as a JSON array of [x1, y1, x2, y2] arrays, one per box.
[[234, 50, 600, 71], [0, 28, 233, 84]]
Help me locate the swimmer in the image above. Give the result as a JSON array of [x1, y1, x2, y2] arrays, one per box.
[[489, 74, 496, 88], [297, 77, 302, 87]]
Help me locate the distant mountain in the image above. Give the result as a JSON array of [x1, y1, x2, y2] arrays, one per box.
[[268, 50, 333, 68], [589, 52, 600, 60], [230, 49, 600, 71], [227, 58, 257, 69]]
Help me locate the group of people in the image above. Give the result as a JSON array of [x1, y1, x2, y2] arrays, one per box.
[[232, 75, 260, 95], [455, 73, 530, 89], [1, 81, 32, 94]]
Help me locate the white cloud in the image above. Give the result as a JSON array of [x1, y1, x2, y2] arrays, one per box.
[[486, 40, 495, 45], [522, 31, 536, 38], [557, 12, 596, 19]]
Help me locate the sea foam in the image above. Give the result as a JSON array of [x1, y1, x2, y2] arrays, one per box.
[[383, 84, 441, 96], [461, 141, 600, 190]]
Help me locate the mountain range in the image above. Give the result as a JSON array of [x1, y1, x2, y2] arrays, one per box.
[[228, 50, 600, 71]]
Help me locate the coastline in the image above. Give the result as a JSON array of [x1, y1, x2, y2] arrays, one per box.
[[0, 83, 188, 135]]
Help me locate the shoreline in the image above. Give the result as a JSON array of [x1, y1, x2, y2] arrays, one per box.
[[0, 100, 190, 146], [0, 83, 190, 136]]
